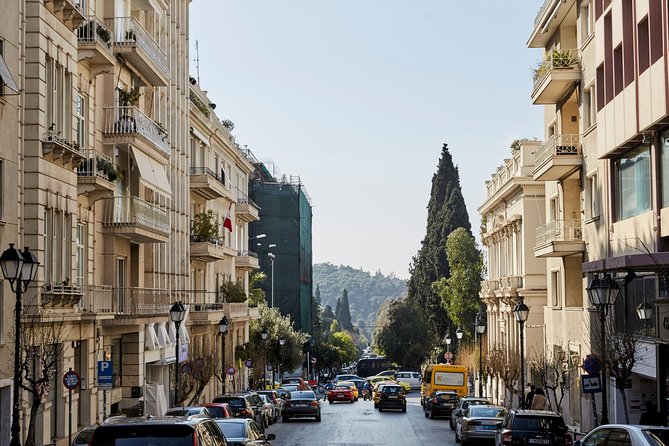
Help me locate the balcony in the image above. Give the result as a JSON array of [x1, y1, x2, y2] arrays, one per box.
[[77, 149, 117, 199], [76, 17, 115, 75], [44, 0, 86, 32], [532, 134, 582, 181], [480, 279, 499, 297], [531, 49, 580, 104], [236, 250, 260, 270], [41, 133, 85, 168], [190, 237, 236, 262], [534, 219, 585, 258], [79, 285, 114, 313], [181, 291, 225, 323], [102, 106, 170, 161], [102, 196, 170, 243], [189, 167, 234, 201], [529, 0, 577, 48], [111, 287, 170, 317], [106, 17, 168, 86], [41, 283, 83, 307], [235, 196, 260, 222]]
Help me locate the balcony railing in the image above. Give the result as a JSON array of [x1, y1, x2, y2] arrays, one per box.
[[105, 17, 168, 76], [102, 106, 170, 157], [77, 16, 113, 49], [536, 219, 583, 245], [77, 149, 119, 183], [80, 285, 113, 313], [113, 287, 170, 316], [189, 167, 226, 186], [534, 134, 581, 166], [102, 196, 170, 234], [532, 49, 580, 90], [237, 250, 259, 259]]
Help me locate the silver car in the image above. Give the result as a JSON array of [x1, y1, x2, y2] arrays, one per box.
[[450, 396, 491, 430], [575, 424, 669, 446], [456, 404, 506, 446]]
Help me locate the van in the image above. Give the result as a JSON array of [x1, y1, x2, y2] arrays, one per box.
[[421, 363, 468, 405]]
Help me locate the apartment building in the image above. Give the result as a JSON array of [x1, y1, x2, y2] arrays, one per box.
[[478, 140, 547, 406], [0, 1, 259, 444], [524, 0, 668, 429]]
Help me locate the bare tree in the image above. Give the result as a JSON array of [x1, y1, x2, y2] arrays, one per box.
[[528, 348, 573, 414], [185, 340, 219, 406], [487, 346, 520, 408]]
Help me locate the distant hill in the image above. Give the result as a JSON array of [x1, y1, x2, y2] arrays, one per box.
[[313, 263, 407, 336]]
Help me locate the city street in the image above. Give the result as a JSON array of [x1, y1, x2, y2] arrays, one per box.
[[265, 393, 458, 446]]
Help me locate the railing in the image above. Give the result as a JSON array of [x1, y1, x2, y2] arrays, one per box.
[[189, 167, 225, 186], [178, 290, 224, 311], [102, 106, 170, 156], [189, 91, 210, 117], [534, 0, 555, 27], [237, 250, 259, 258], [235, 188, 259, 208], [77, 149, 118, 182], [76, 16, 113, 49], [102, 196, 170, 234], [113, 287, 170, 316], [536, 219, 583, 245], [533, 49, 580, 90], [533, 134, 582, 166], [105, 17, 168, 76], [80, 285, 113, 313]]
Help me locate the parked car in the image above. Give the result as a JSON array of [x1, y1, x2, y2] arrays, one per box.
[[333, 374, 363, 383], [396, 371, 421, 390], [373, 382, 394, 408], [88, 415, 227, 446], [456, 404, 507, 445], [424, 390, 459, 419], [279, 384, 299, 394], [199, 403, 234, 419], [241, 391, 267, 427], [72, 425, 97, 445], [451, 397, 491, 430], [337, 381, 359, 400], [281, 377, 307, 390], [495, 409, 570, 446], [377, 384, 407, 413], [257, 394, 274, 427], [282, 390, 321, 422], [213, 394, 261, 426], [328, 383, 356, 403], [257, 390, 283, 422], [215, 418, 276, 446], [164, 406, 212, 417], [575, 425, 669, 446], [376, 370, 399, 379]]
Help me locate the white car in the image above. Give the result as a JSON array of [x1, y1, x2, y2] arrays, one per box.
[[575, 424, 669, 446], [395, 371, 421, 390]]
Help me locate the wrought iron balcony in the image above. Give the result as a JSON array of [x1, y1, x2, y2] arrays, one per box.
[[235, 191, 260, 222], [77, 149, 117, 198], [189, 167, 234, 201], [76, 17, 115, 71], [531, 49, 580, 104], [102, 106, 170, 160], [111, 287, 170, 317], [532, 134, 582, 181], [102, 196, 170, 243], [535, 219, 585, 258]]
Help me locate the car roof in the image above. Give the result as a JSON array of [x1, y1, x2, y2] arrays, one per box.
[[290, 390, 316, 397], [512, 409, 562, 417], [215, 418, 248, 425], [99, 415, 211, 427], [435, 390, 458, 394]]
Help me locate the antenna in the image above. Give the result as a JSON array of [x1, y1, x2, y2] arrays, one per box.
[[195, 40, 200, 84]]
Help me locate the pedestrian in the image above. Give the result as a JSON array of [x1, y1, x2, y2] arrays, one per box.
[[525, 384, 536, 409], [639, 401, 667, 426], [531, 387, 547, 410]]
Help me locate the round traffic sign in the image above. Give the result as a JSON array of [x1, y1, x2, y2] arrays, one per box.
[[244, 359, 253, 368], [444, 352, 453, 361], [267, 364, 273, 371], [227, 366, 236, 376], [63, 370, 80, 390], [310, 357, 317, 364]]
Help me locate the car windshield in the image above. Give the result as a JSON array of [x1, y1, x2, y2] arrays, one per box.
[[644, 429, 669, 446], [469, 407, 506, 418], [217, 398, 244, 408], [90, 425, 194, 446], [436, 393, 458, 402], [383, 386, 402, 394], [74, 429, 95, 444], [463, 399, 489, 409], [514, 416, 566, 432], [216, 422, 246, 439], [290, 391, 316, 400], [334, 385, 350, 390], [205, 406, 227, 418]]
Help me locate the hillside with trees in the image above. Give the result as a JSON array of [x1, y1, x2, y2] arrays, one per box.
[[313, 263, 406, 339]]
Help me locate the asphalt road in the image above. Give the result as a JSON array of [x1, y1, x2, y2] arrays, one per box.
[[265, 393, 459, 446]]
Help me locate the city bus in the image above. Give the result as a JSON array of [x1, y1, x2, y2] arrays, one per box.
[[420, 363, 468, 405], [356, 357, 395, 378]]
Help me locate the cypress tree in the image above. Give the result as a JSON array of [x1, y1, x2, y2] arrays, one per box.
[[312, 285, 323, 336], [334, 297, 342, 322], [339, 289, 353, 330], [407, 143, 472, 337]]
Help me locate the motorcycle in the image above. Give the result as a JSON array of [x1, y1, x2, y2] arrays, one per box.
[[362, 389, 370, 401]]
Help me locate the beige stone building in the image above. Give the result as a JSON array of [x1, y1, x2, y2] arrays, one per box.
[[487, 0, 669, 430], [0, 1, 260, 444]]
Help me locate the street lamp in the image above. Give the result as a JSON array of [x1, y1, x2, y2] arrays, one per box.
[[261, 331, 268, 390], [513, 301, 529, 408], [279, 337, 286, 381], [475, 313, 486, 397], [170, 301, 186, 406], [445, 336, 451, 353], [1, 244, 39, 446], [218, 316, 229, 395], [455, 328, 463, 340], [586, 273, 620, 425], [268, 253, 275, 308]]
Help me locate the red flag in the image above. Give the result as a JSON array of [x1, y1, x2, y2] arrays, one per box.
[[223, 202, 233, 232]]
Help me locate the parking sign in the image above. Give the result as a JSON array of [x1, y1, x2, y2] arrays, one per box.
[[98, 360, 112, 390]]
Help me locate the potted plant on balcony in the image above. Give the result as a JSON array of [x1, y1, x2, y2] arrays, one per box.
[[95, 22, 112, 45], [219, 280, 247, 303], [96, 157, 122, 182], [191, 210, 220, 243], [115, 87, 141, 133]]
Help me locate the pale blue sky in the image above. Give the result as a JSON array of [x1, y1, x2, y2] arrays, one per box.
[[190, 1, 544, 280]]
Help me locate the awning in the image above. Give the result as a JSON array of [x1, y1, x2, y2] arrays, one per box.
[[0, 53, 19, 93], [131, 146, 171, 196]]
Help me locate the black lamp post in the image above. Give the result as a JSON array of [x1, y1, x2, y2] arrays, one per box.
[[261, 331, 268, 389], [218, 316, 229, 395], [586, 273, 620, 425], [1, 244, 39, 446], [170, 301, 186, 407], [513, 301, 529, 408], [279, 337, 286, 381], [475, 313, 486, 397]]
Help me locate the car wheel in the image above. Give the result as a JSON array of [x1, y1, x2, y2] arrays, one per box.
[[379, 408, 383, 412], [455, 432, 461, 443], [429, 410, 435, 420], [424, 410, 429, 418], [402, 406, 406, 413], [450, 419, 455, 430], [355, 397, 358, 401], [316, 414, 321, 422], [282, 416, 289, 423], [328, 399, 332, 404], [350, 398, 354, 403]]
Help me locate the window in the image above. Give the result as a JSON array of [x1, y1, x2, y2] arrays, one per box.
[[43, 208, 73, 285], [551, 270, 561, 307], [75, 223, 85, 286], [613, 45, 623, 95], [660, 130, 669, 208], [581, 2, 593, 41], [45, 57, 72, 138], [583, 86, 597, 129], [0, 159, 3, 220], [586, 174, 600, 219], [615, 146, 651, 220], [75, 94, 86, 149], [638, 17, 650, 73]]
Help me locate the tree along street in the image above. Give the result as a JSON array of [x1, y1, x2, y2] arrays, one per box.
[[264, 393, 458, 446]]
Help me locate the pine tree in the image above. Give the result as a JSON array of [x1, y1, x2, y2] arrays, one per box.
[[339, 289, 353, 330], [407, 143, 472, 337]]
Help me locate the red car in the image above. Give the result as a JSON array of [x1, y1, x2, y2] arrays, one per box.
[[199, 403, 233, 419], [327, 384, 355, 403]]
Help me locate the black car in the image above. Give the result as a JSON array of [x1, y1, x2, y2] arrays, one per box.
[[377, 384, 407, 413], [495, 410, 570, 446], [282, 390, 321, 422], [424, 390, 459, 419], [213, 394, 261, 426], [215, 418, 276, 446], [88, 415, 227, 446]]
